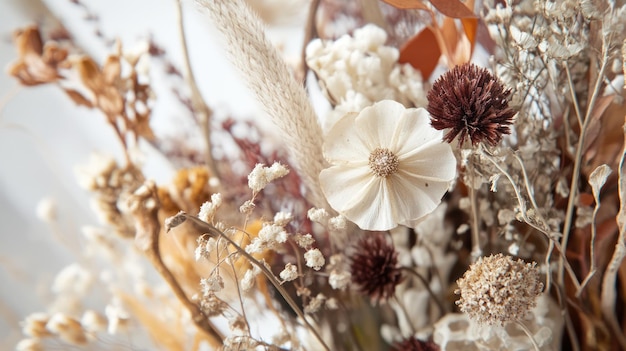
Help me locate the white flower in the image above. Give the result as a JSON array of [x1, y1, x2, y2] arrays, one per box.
[[279, 263, 298, 282], [304, 248, 325, 270], [319, 100, 456, 231]]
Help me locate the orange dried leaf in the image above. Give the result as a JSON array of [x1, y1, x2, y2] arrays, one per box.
[[75, 57, 102, 92], [429, 0, 477, 18], [441, 17, 459, 60], [461, 17, 478, 54], [399, 27, 441, 79], [64, 89, 93, 108], [380, 0, 429, 10]]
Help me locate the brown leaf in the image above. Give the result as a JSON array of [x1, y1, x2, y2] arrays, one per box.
[[461, 17, 478, 55], [14, 26, 44, 56], [441, 17, 459, 60], [429, 0, 477, 18], [399, 27, 441, 79], [64, 89, 93, 108], [380, 0, 429, 10], [75, 57, 103, 92]]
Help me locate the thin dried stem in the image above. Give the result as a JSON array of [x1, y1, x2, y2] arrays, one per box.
[[401, 267, 446, 315], [514, 320, 540, 351], [174, 0, 220, 181], [467, 155, 483, 259], [301, 0, 320, 85], [166, 212, 332, 351], [559, 38, 610, 286], [479, 147, 581, 290], [563, 62, 584, 129], [128, 182, 224, 347]]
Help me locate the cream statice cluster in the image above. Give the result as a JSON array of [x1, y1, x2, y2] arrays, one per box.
[[319, 100, 456, 231], [306, 24, 427, 130]]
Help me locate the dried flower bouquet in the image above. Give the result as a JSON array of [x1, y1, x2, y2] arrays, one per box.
[[4, 0, 626, 350]]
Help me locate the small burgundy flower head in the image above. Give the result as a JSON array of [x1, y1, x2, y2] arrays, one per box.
[[392, 337, 440, 351], [349, 233, 402, 304], [427, 63, 516, 146]]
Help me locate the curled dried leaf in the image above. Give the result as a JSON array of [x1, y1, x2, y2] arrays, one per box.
[[429, 0, 476, 18], [399, 27, 441, 79]]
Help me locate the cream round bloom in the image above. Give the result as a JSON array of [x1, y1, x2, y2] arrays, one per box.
[[320, 100, 456, 231]]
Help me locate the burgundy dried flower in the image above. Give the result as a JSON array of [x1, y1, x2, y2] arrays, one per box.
[[427, 63, 516, 146], [349, 233, 402, 303], [392, 337, 440, 351]]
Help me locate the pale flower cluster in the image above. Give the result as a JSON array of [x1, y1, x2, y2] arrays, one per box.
[[306, 24, 427, 130], [247, 162, 289, 193]]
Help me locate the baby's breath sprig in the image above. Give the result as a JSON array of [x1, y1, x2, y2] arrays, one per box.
[[166, 212, 331, 351]]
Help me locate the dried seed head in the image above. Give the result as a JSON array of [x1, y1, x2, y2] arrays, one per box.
[[456, 253, 543, 325], [349, 234, 402, 303], [368, 147, 399, 177], [427, 63, 516, 146], [392, 337, 440, 351]]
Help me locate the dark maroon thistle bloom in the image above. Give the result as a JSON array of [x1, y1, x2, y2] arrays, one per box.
[[349, 233, 402, 303], [427, 63, 516, 146], [392, 337, 440, 351]]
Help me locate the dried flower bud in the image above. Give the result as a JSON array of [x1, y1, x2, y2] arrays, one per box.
[[279, 263, 298, 282], [349, 234, 402, 303], [198, 193, 222, 223], [329, 270, 351, 290], [21, 313, 51, 338], [273, 211, 292, 226], [80, 310, 107, 333], [304, 293, 326, 314], [294, 233, 315, 248], [247, 162, 289, 192], [307, 207, 329, 224], [46, 313, 88, 345], [456, 253, 543, 325], [427, 63, 516, 146], [15, 338, 43, 351], [304, 248, 325, 271]]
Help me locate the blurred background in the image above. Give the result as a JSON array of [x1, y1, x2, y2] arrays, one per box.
[[0, 0, 309, 347]]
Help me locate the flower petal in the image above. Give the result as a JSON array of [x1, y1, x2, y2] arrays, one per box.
[[320, 165, 397, 230], [355, 100, 407, 151], [393, 108, 444, 157], [400, 141, 457, 182], [323, 112, 371, 164]]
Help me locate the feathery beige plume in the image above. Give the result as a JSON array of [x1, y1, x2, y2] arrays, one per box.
[[196, 0, 327, 208]]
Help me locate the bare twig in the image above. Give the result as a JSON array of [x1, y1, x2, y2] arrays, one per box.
[[128, 181, 224, 347], [174, 0, 220, 180]]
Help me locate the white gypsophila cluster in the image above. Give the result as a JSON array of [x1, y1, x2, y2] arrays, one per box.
[[293, 233, 315, 249], [328, 270, 351, 290], [307, 207, 330, 224], [240, 264, 262, 292], [245, 222, 288, 254], [304, 248, 325, 271], [279, 263, 298, 282], [273, 211, 293, 226], [201, 273, 224, 293], [306, 24, 427, 130], [52, 263, 94, 296], [304, 293, 327, 314], [198, 193, 222, 223], [247, 162, 289, 193]]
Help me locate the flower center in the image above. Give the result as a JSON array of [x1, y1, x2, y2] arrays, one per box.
[[368, 147, 399, 178]]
